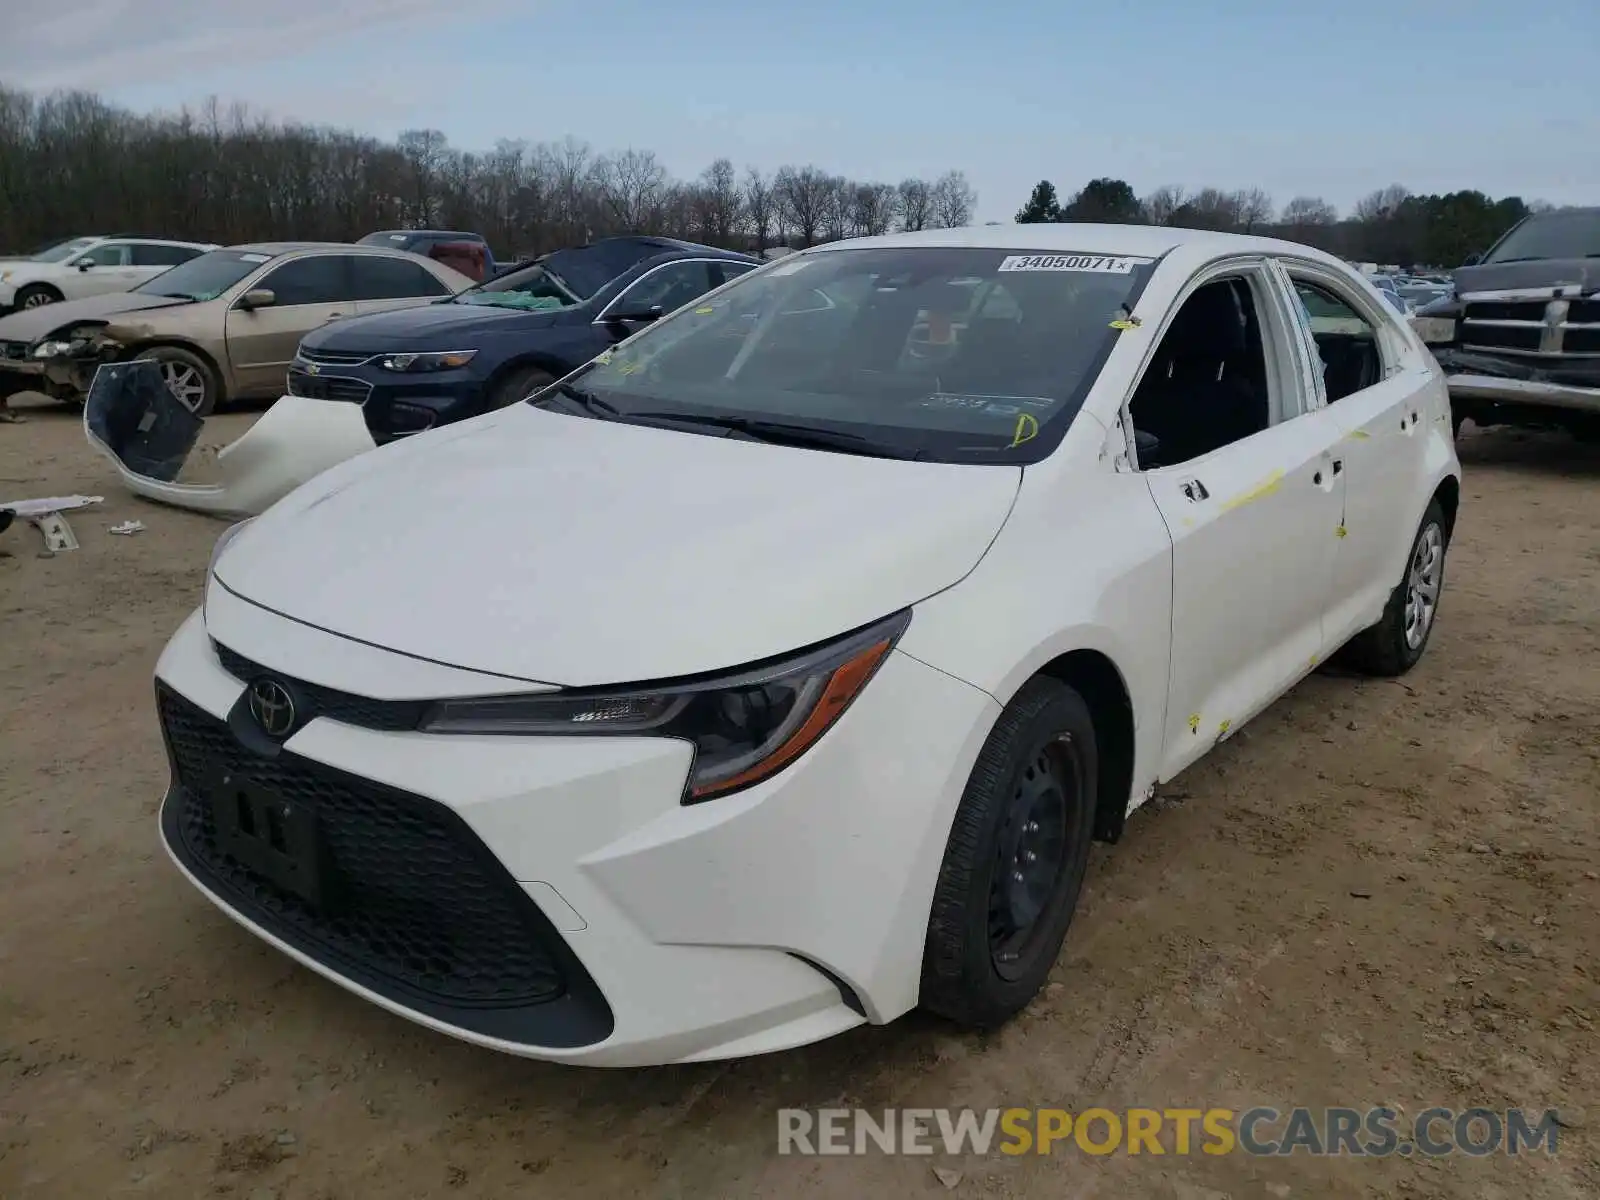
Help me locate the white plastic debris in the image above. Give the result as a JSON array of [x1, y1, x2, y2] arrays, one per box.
[[0, 495, 104, 516], [108, 519, 146, 536]]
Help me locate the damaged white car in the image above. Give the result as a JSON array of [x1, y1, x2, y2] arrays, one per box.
[[151, 226, 1460, 1066]]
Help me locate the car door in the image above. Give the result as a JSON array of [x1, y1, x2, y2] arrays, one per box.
[[1271, 258, 1426, 647], [61, 241, 135, 299], [593, 259, 718, 343], [348, 253, 456, 314], [1127, 263, 1347, 780], [225, 253, 361, 397]]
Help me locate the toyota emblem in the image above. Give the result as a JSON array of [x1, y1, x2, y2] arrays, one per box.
[[305, 362, 321, 375], [248, 679, 297, 738]]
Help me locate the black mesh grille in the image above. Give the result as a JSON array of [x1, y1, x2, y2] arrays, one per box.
[[1463, 300, 1545, 323], [286, 368, 371, 403], [213, 641, 425, 732], [1563, 327, 1600, 354], [1565, 299, 1600, 325], [159, 684, 567, 1008], [1461, 323, 1543, 352]]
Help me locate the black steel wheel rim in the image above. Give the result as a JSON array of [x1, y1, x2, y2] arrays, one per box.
[[987, 736, 1080, 982]]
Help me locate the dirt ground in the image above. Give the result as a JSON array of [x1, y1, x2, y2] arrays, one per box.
[[1, 397, 1596, 1200]]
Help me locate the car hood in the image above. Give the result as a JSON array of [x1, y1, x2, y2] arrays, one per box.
[[299, 300, 563, 352], [1454, 258, 1600, 296], [0, 292, 191, 341], [213, 406, 1022, 687]]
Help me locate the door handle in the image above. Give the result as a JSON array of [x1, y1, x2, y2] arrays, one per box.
[[1332, 458, 1344, 475], [1180, 479, 1209, 502]]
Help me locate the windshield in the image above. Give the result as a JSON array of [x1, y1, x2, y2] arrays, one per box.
[[134, 249, 274, 300], [32, 237, 98, 263], [539, 246, 1156, 464], [1484, 210, 1600, 263], [452, 261, 579, 311]]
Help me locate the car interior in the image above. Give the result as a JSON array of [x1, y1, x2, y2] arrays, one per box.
[[1128, 277, 1272, 468], [1292, 280, 1383, 403]]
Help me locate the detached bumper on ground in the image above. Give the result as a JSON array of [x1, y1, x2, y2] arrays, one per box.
[[153, 596, 999, 1066], [83, 360, 377, 516]]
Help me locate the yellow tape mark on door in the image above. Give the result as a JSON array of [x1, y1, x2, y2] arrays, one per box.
[[1218, 469, 1284, 512]]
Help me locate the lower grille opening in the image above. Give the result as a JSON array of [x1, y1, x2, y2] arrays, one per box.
[[157, 682, 613, 1047]]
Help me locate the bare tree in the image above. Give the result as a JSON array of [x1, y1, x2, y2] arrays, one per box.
[[696, 157, 741, 246], [1231, 187, 1274, 232], [775, 164, 832, 246], [1353, 183, 1410, 223], [1140, 184, 1186, 226], [853, 182, 897, 236], [897, 177, 933, 231], [1280, 195, 1338, 226], [743, 166, 775, 253], [593, 148, 667, 232], [930, 170, 976, 228]]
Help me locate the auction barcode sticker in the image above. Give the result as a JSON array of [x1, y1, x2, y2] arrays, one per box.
[[998, 254, 1153, 274]]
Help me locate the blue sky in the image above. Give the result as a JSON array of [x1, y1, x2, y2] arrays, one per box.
[[4, 0, 1595, 221]]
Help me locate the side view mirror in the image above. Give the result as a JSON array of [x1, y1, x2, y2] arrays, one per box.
[[75, 259, 94, 271], [606, 303, 664, 326], [1462, 252, 1482, 266], [1133, 429, 1161, 466], [237, 288, 276, 311]]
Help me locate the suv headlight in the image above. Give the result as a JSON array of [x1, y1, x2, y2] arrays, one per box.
[[377, 350, 477, 372], [420, 609, 911, 802]]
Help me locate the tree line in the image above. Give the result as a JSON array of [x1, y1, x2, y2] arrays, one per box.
[[0, 85, 975, 259], [0, 81, 1561, 269], [1017, 178, 1552, 269]]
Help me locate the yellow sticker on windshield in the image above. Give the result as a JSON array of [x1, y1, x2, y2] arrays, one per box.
[[1009, 412, 1039, 447], [1109, 319, 1139, 330], [694, 305, 715, 314]]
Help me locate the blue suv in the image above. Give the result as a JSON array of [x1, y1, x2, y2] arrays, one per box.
[[290, 237, 759, 443]]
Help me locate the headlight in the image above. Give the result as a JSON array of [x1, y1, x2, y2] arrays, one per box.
[[376, 350, 477, 372], [420, 609, 911, 801], [33, 339, 79, 359], [208, 518, 254, 576]]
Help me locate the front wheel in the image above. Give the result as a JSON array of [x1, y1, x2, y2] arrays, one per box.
[[487, 365, 555, 412], [13, 283, 62, 310], [1343, 500, 1448, 676], [132, 346, 220, 417], [920, 676, 1097, 1028]]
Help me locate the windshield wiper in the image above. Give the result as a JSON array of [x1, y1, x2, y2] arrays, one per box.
[[623, 412, 924, 459], [536, 382, 622, 418]]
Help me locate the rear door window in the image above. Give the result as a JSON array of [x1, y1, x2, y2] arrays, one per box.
[[351, 255, 452, 300]]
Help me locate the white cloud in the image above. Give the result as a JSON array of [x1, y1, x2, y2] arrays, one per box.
[[0, 0, 511, 91]]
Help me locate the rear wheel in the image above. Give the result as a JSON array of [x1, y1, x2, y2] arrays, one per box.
[[132, 346, 220, 417], [1343, 500, 1448, 676], [487, 365, 555, 412], [13, 283, 62, 310], [920, 676, 1097, 1027]]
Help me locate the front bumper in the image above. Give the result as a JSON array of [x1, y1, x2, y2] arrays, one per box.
[[153, 600, 999, 1065], [287, 362, 483, 444], [1433, 347, 1600, 418]]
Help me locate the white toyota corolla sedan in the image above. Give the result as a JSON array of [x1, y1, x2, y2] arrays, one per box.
[[155, 224, 1461, 1066]]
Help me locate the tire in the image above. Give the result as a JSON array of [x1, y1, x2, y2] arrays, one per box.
[[920, 675, 1098, 1028], [1343, 500, 1448, 677], [13, 283, 63, 310], [487, 364, 555, 412], [132, 346, 220, 417]]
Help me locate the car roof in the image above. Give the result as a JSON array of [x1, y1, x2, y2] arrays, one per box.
[[591, 235, 754, 261], [807, 223, 1339, 263], [227, 241, 426, 255]]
